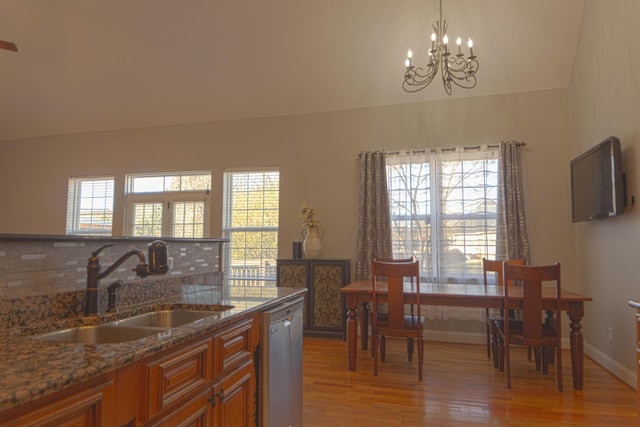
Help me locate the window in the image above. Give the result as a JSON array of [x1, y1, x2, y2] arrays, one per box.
[[125, 172, 211, 237], [223, 169, 279, 286], [387, 147, 501, 283], [66, 176, 114, 236]]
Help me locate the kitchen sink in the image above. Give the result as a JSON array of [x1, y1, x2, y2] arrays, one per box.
[[33, 324, 161, 344], [33, 306, 231, 344], [112, 309, 220, 328]]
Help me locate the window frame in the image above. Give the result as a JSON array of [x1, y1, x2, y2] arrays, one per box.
[[387, 148, 500, 283], [222, 167, 280, 286], [66, 176, 115, 236], [124, 171, 211, 238]]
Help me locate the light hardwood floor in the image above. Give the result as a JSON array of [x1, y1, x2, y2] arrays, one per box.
[[302, 336, 637, 426]]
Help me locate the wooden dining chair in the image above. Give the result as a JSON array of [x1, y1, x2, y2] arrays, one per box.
[[371, 259, 424, 380], [493, 263, 563, 391], [482, 258, 526, 367], [372, 257, 415, 360]]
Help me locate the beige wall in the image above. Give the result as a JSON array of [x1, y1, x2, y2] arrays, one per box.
[[0, 89, 575, 276], [569, 0, 640, 386]]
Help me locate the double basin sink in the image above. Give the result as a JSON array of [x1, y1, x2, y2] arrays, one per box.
[[34, 308, 232, 345]]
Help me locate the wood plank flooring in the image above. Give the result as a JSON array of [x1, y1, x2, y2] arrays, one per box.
[[302, 337, 637, 426]]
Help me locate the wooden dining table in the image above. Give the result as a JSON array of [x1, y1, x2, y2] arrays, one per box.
[[339, 280, 592, 390]]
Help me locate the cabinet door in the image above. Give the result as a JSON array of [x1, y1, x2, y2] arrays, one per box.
[[276, 260, 308, 288], [150, 388, 211, 427], [308, 260, 350, 334], [276, 260, 309, 328], [212, 317, 257, 378], [146, 338, 212, 420], [1, 380, 111, 427], [212, 359, 256, 427]]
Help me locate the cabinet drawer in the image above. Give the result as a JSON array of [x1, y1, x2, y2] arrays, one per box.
[[146, 338, 212, 419], [213, 317, 256, 376], [150, 387, 211, 427]]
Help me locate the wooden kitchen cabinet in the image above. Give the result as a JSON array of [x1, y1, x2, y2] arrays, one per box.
[[277, 259, 350, 336], [142, 315, 258, 427], [0, 314, 260, 427], [210, 317, 259, 427], [0, 376, 114, 427]]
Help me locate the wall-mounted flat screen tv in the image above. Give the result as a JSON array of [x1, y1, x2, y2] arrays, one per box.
[[570, 136, 625, 223]]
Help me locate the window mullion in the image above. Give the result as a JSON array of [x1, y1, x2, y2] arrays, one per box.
[[430, 154, 443, 281]]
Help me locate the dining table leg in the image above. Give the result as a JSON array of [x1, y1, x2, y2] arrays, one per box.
[[567, 302, 585, 390], [345, 294, 359, 370]]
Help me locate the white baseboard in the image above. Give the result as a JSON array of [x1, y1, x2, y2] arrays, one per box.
[[422, 331, 637, 390], [585, 342, 637, 390]]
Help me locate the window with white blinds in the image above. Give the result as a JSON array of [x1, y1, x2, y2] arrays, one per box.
[[387, 147, 501, 283], [223, 169, 279, 286], [66, 176, 115, 236], [125, 172, 211, 238]]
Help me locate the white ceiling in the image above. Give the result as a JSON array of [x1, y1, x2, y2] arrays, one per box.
[[0, 0, 584, 141]]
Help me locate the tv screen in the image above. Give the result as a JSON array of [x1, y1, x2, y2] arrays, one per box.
[[570, 136, 624, 223]]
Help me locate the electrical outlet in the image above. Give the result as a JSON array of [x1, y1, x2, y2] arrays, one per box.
[[607, 326, 613, 342]]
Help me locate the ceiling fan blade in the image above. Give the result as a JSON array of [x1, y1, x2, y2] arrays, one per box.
[[0, 40, 18, 52]]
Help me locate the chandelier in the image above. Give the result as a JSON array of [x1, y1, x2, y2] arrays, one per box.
[[403, 0, 479, 95]]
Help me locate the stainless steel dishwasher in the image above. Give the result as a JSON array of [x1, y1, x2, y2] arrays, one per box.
[[260, 296, 304, 427]]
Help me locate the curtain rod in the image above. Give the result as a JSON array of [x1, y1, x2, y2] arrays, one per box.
[[382, 141, 526, 156]]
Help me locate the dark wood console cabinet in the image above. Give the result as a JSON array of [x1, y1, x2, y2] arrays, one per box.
[[276, 259, 350, 337]]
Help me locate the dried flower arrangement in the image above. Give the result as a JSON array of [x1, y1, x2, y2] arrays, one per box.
[[300, 203, 320, 229]]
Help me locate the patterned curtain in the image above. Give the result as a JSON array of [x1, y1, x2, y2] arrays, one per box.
[[356, 151, 392, 280], [496, 141, 531, 263]]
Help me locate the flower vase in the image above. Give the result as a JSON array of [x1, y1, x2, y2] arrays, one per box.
[[302, 227, 323, 258]]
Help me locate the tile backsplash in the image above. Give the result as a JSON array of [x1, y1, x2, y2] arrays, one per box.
[[0, 236, 227, 328], [0, 236, 225, 298]]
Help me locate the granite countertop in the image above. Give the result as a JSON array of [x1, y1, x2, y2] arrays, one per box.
[[0, 285, 305, 412]]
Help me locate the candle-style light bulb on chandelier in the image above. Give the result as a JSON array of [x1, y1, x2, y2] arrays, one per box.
[[403, 0, 478, 95]]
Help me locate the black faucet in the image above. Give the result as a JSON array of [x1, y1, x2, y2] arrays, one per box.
[[86, 241, 169, 315]]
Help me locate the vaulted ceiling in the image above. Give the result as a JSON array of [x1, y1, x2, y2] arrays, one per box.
[[0, 0, 584, 141]]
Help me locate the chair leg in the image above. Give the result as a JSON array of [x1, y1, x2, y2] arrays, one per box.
[[548, 347, 555, 365], [541, 347, 549, 375], [380, 335, 386, 362], [504, 340, 511, 389], [490, 323, 499, 369], [486, 321, 492, 359], [534, 347, 542, 373], [407, 338, 414, 362], [496, 333, 505, 372], [372, 332, 378, 376], [556, 345, 563, 392], [417, 337, 424, 381]]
